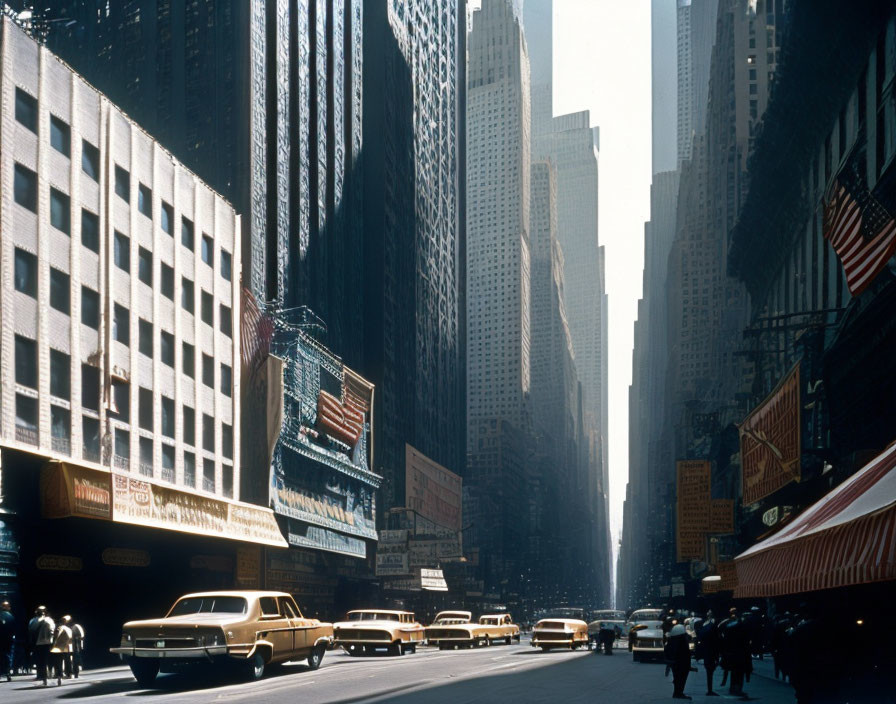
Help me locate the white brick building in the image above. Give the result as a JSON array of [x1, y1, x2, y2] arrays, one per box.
[[0, 16, 241, 499]]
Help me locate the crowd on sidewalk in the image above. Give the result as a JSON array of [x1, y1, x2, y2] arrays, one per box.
[[0, 601, 86, 686]]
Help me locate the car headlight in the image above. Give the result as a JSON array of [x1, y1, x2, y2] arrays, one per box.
[[121, 632, 133, 644]]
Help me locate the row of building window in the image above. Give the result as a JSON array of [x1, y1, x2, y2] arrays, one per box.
[[13, 390, 232, 495], [13, 88, 233, 279]]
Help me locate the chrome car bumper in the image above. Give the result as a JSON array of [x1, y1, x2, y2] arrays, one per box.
[[110, 645, 229, 659]]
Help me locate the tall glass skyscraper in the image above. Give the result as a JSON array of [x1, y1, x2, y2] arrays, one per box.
[[361, 0, 467, 510]]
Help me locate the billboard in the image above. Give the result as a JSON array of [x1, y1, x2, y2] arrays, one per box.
[[405, 445, 462, 533], [739, 361, 801, 505], [710, 499, 735, 534], [676, 460, 711, 562]]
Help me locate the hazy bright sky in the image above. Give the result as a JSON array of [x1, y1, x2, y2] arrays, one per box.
[[552, 1, 652, 560]]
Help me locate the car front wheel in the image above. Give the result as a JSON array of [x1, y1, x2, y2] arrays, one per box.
[[308, 644, 326, 670], [129, 659, 159, 688]]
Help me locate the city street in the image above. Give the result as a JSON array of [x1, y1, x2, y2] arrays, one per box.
[[0, 640, 797, 703]]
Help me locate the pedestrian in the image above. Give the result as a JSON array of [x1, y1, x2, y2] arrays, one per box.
[[665, 623, 692, 700], [50, 615, 73, 686], [30, 606, 55, 686], [696, 611, 720, 697], [70, 618, 85, 678], [599, 623, 614, 655], [0, 600, 14, 682], [26, 607, 40, 676], [771, 612, 792, 681], [718, 607, 748, 699]]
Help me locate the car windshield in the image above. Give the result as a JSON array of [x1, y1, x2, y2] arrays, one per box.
[[347, 612, 401, 621], [167, 596, 247, 616], [592, 611, 626, 620], [630, 610, 663, 622]]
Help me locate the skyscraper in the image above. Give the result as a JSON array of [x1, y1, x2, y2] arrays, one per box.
[[465, 0, 532, 597], [27, 0, 365, 363], [361, 0, 467, 510], [522, 0, 552, 137]]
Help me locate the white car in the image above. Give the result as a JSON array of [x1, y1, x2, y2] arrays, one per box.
[[627, 608, 665, 662]]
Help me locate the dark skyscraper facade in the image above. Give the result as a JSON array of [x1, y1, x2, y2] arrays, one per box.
[[27, 0, 365, 364], [362, 0, 467, 508]]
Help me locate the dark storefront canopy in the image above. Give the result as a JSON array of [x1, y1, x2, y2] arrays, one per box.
[[735, 443, 896, 598]]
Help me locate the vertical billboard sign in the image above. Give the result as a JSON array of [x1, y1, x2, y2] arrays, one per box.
[[676, 460, 711, 562], [739, 361, 801, 505]]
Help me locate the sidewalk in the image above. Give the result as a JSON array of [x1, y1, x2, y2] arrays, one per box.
[[683, 656, 796, 703]]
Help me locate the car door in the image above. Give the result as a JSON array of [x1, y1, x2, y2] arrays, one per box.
[[280, 597, 308, 655], [258, 596, 292, 661]]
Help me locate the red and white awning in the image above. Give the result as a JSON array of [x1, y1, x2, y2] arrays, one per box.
[[735, 443, 896, 598]]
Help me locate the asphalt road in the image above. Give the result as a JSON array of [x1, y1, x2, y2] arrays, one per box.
[[0, 640, 798, 703]]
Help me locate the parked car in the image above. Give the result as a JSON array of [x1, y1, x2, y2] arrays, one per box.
[[627, 608, 665, 662], [531, 618, 590, 651], [426, 613, 521, 649], [426, 611, 473, 647], [333, 610, 425, 656], [110, 590, 333, 686]]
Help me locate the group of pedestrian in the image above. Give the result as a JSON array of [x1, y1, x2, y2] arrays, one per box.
[[30, 606, 86, 686], [4, 604, 86, 687]]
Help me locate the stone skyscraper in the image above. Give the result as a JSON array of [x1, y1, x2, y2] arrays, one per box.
[[465, 0, 532, 598]]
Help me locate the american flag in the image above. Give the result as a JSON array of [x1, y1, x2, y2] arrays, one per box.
[[823, 133, 896, 296], [240, 286, 274, 376]]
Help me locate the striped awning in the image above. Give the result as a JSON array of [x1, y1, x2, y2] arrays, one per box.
[[734, 443, 896, 598]]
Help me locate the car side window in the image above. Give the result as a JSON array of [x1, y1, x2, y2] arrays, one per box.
[[280, 599, 297, 619], [259, 597, 279, 617]]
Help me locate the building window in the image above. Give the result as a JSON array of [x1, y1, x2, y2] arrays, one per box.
[[14, 248, 37, 297], [137, 247, 153, 287], [161, 444, 175, 482], [50, 349, 70, 399], [182, 278, 194, 313], [14, 335, 37, 388], [81, 139, 100, 181], [114, 428, 130, 467], [15, 87, 37, 132], [14, 163, 38, 212], [202, 413, 215, 452], [201, 290, 214, 326], [81, 364, 100, 411], [201, 234, 214, 266], [184, 451, 196, 487], [112, 303, 129, 346], [202, 458, 215, 493], [114, 231, 130, 272], [222, 464, 233, 498], [81, 209, 100, 253], [183, 405, 195, 446], [139, 387, 153, 431], [138, 319, 153, 358], [138, 183, 152, 219], [51, 405, 71, 453], [161, 201, 173, 235], [139, 437, 153, 476], [182, 342, 195, 378], [81, 287, 100, 329], [222, 423, 233, 460], [181, 216, 194, 250], [50, 187, 71, 234], [220, 250, 232, 281], [114, 165, 130, 202], [15, 394, 38, 445], [161, 263, 175, 300], [219, 305, 232, 337], [202, 354, 214, 388], [161, 396, 175, 438], [49, 267, 70, 314], [220, 363, 232, 397], [50, 115, 70, 156], [160, 330, 175, 367], [83, 416, 100, 462]]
